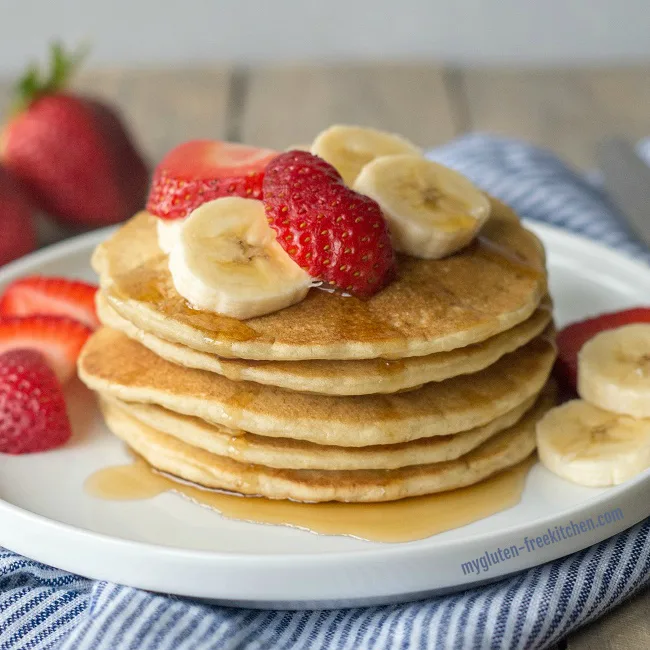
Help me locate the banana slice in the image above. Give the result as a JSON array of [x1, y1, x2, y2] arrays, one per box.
[[578, 323, 650, 418], [157, 218, 184, 254], [311, 125, 421, 186], [536, 399, 650, 486], [168, 197, 311, 319], [354, 155, 490, 259]]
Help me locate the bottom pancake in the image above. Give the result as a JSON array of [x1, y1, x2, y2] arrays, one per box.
[[99, 383, 554, 503]]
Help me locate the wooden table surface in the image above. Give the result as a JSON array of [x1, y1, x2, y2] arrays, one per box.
[[2, 63, 650, 648]]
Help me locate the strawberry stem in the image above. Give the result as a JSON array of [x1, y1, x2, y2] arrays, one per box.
[[11, 42, 88, 113]]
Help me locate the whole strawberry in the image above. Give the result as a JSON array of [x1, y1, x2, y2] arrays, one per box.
[[0, 349, 72, 454], [263, 151, 396, 298], [1, 44, 149, 227], [0, 164, 36, 266]]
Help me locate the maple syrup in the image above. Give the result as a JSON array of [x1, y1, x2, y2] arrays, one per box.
[[113, 260, 259, 343], [85, 455, 535, 543], [219, 384, 263, 429], [474, 235, 544, 281], [376, 359, 407, 375]]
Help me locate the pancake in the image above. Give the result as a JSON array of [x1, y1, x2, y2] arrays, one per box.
[[99, 386, 553, 502], [95, 197, 546, 361], [78, 328, 556, 446], [104, 392, 538, 470], [97, 292, 552, 395]]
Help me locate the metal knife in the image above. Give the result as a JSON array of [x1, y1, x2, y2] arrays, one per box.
[[597, 137, 650, 248]]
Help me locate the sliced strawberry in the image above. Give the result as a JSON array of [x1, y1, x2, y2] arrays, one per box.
[[0, 315, 92, 383], [0, 276, 99, 329], [0, 349, 72, 454], [556, 307, 650, 391], [146, 140, 277, 220], [262, 150, 396, 298]]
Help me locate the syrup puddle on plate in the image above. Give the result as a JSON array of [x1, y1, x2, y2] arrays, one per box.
[[85, 455, 535, 543]]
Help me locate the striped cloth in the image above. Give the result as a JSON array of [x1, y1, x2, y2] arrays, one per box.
[[2, 134, 650, 650]]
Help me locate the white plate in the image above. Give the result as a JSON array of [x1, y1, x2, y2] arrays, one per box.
[[1, 221, 649, 609]]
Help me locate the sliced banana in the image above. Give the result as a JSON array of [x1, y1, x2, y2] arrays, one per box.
[[311, 125, 421, 186], [536, 399, 650, 486], [168, 197, 311, 320], [156, 217, 184, 254], [354, 155, 490, 259], [578, 324, 650, 418]]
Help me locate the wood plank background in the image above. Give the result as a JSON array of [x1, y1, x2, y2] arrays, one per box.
[[1, 63, 650, 648], [3, 63, 647, 170]]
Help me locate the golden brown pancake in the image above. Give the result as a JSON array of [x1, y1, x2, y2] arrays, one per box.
[[97, 292, 552, 395], [104, 392, 538, 470], [99, 385, 553, 502], [78, 328, 556, 446], [94, 198, 546, 361]]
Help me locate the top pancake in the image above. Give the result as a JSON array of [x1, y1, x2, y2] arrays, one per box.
[[94, 197, 547, 361]]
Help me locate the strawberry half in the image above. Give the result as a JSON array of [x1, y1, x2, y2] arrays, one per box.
[[556, 307, 650, 391], [0, 315, 92, 383], [262, 150, 396, 298], [0, 276, 99, 329], [147, 140, 277, 220], [0, 349, 72, 454]]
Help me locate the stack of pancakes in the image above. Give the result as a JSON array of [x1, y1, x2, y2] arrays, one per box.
[[79, 197, 557, 503]]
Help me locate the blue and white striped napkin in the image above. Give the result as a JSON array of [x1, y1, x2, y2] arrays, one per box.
[[3, 134, 650, 650]]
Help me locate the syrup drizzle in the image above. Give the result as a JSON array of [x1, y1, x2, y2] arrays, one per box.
[[113, 262, 259, 343], [475, 234, 544, 281], [85, 455, 535, 543]]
